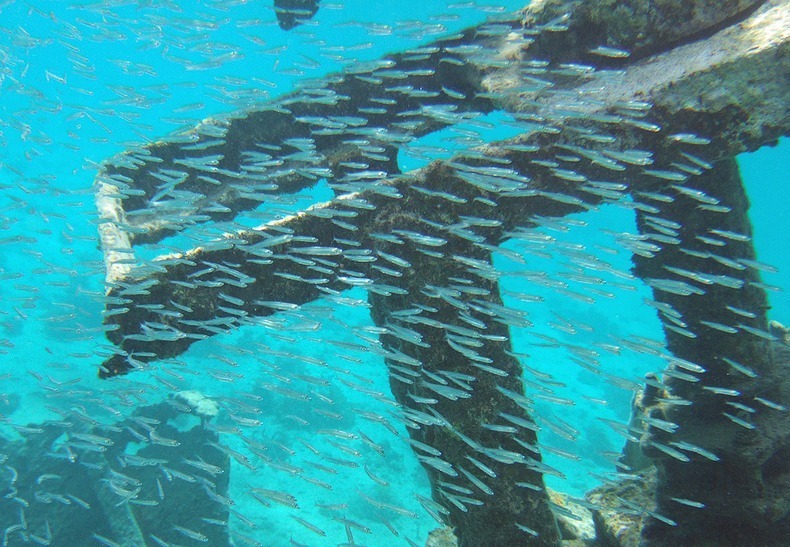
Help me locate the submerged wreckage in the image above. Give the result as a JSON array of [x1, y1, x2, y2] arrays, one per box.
[[94, 0, 789, 545]]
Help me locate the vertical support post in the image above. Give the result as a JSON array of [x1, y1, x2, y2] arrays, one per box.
[[631, 158, 790, 545], [366, 224, 561, 545]]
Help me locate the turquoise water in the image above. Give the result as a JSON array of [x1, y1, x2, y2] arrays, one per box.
[[0, 1, 787, 546]]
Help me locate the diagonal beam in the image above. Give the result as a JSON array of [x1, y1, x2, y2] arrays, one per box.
[[95, 19, 507, 260], [98, 142, 604, 377]]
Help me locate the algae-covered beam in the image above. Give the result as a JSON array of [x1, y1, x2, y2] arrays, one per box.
[[367, 238, 563, 546], [95, 18, 507, 254], [99, 135, 610, 377], [631, 158, 790, 546], [522, 0, 765, 62], [493, 0, 788, 160]]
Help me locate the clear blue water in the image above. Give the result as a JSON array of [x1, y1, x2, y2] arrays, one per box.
[[0, 1, 787, 546]]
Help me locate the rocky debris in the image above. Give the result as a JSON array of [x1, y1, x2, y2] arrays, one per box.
[[549, 489, 596, 542], [525, 0, 764, 60], [769, 320, 790, 346], [620, 373, 666, 473], [175, 390, 220, 419], [0, 399, 231, 546], [586, 469, 657, 547], [426, 526, 458, 547]]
